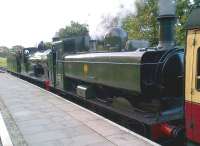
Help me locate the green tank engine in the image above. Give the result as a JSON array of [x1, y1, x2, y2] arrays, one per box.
[[62, 28, 184, 112]]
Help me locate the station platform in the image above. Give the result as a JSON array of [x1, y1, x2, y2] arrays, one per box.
[[0, 73, 160, 146]]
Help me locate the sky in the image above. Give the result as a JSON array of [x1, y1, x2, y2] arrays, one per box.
[[0, 0, 136, 48]]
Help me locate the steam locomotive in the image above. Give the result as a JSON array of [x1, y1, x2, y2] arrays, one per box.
[[7, 0, 185, 145]]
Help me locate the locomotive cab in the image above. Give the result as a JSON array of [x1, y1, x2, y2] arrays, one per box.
[[50, 35, 90, 90], [29, 49, 51, 78], [21, 47, 38, 74]]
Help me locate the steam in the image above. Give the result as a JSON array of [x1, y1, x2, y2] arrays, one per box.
[[90, 0, 136, 40]]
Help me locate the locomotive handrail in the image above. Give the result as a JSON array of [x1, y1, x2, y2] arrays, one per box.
[[59, 60, 167, 65]]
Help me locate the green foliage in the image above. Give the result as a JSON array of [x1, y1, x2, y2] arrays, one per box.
[[44, 42, 53, 49], [122, 0, 158, 46], [0, 57, 7, 68], [11, 45, 24, 52], [176, 0, 191, 46], [57, 21, 89, 39], [122, 0, 191, 46], [38, 41, 53, 49], [0, 46, 9, 57]]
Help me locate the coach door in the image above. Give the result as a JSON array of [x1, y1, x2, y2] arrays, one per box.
[[186, 29, 200, 144]]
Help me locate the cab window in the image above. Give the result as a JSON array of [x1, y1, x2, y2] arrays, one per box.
[[196, 47, 200, 89]]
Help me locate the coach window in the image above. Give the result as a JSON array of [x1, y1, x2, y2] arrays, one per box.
[[196, 47, 200, 89]]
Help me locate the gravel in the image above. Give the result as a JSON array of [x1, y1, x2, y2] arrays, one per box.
[[0, 97, 28, 146]]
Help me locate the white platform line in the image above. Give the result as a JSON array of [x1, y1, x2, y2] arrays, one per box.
[[0, 112, 13, 146]]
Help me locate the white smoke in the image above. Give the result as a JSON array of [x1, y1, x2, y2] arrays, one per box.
[[90, 0, 136, 40]]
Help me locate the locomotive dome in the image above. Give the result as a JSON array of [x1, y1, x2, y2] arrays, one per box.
[[104, 27, 128, 51]]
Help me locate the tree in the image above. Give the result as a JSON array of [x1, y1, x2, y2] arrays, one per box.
[[44, 42, 52, 49], [176, 0, 191, 45], [122, 0, 191, 46], [56, 21, 89, 39], [11, 45, 24, 52], [122, 0, 158, 46], [0, 46, 9, 57], [37, 41, 53, 50]]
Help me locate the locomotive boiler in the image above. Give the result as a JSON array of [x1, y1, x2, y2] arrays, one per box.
[[63, 0, 184, 113]]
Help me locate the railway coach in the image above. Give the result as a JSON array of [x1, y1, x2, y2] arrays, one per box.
[[185, 4, 200, 146]]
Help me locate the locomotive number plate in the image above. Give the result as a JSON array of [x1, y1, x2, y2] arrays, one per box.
[[83, 64, 88, 76]]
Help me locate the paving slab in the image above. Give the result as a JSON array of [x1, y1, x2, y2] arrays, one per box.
[[0, 73, 160, 146]]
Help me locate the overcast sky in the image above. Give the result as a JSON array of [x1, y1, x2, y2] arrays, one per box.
[[0, 0, 136, 48]]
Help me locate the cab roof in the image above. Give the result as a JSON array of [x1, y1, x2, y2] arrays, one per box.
[[186, 6, 200, 30]]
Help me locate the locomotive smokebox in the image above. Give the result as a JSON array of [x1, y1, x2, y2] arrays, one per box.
[[158, 0, 176, 50]]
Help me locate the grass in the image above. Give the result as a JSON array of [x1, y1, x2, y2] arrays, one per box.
[[0, 57, 7, 68]]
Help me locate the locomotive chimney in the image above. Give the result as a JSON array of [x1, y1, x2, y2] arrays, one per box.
[[158, 0, 176, 50]]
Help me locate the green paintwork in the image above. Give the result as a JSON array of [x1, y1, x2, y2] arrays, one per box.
[[52, 41, 65, 90], [21, 54, 31, 74], [52, 35, 90, 90], [64, 51, 144, 93], [7, 51, 21, 73], [47, 51, 54, 86]]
